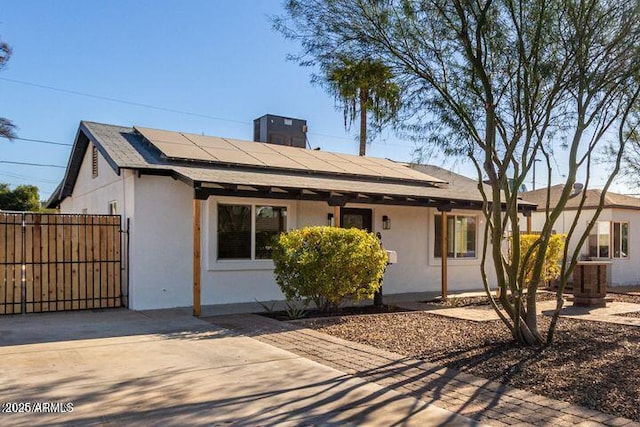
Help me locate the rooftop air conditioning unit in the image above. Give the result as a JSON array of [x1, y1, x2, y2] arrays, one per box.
[[253, 114, 307, 149]]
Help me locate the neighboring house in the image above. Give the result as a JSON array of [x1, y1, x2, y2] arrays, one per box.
[[48, 118, 533, 312], [522, 185, 640, 286]]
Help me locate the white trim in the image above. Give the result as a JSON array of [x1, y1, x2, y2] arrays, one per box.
[[587, 220, 630, 260], [207, 196, 296, 271], [428, 210, 482, 266]]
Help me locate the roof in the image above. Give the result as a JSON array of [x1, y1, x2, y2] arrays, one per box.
[[521, 184, 640, 210], [47, 121, 534, 211], [134, 125, 441, 183], [409, 164, 491, 197]]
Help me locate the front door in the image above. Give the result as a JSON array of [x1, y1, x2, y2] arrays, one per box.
[[340, 208, 373, 232], [340, 207, 383, 305]]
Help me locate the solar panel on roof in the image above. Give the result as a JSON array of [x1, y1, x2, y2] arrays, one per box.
[[247, 152, 308, 169], [183, 134, 235, 150], [331, 161, 382, 176], [133, 125, 444, 184]]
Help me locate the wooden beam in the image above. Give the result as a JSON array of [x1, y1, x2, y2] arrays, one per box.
[[333, 205, 341, 227], [527, 215, 532, 234], [441, 212, 448, 301], [193, 199, 202, 317]]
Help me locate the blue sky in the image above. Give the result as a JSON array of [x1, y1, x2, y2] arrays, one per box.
[[0, 1, 626, 200]]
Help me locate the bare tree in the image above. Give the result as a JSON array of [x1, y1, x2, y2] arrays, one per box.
[[0, 38, 16, 140], [276, 0, 640, 345]]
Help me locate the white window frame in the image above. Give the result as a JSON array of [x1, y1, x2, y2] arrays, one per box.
[[432, 212, 479, 260], [210, 198, 294, 271], [612, 221, 630, 259], [588, 220, 629, 260]]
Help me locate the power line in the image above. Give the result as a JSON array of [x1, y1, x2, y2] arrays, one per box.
[[0, 178, 57, 189], [0, 160, 66, 168], [0, 135, 72, 146], [0, 76, 250, 125], [0, 76, 418, 148], [0, 170, 58, 184]]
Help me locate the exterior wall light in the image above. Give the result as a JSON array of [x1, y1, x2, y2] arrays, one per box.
[[327, 213, 335, 227], [382, 215, 391, 230]]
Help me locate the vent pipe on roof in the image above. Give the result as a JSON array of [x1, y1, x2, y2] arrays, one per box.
[[253, 114, 308, 148], [570, 182, 584, 198]]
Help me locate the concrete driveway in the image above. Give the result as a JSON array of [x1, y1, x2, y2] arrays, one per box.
[[0, 309, 477, 426]]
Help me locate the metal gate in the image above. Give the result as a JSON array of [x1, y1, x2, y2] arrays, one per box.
[[0, 213, 123, 314]]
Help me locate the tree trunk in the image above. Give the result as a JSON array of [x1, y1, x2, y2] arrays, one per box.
[[359, 88, 368, 156]]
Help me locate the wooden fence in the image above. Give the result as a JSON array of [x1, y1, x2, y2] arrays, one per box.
[[0, 213, 122, 314]]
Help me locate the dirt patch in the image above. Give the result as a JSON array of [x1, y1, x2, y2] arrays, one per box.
[[610, 292, 640, 304], [422, 290, 558, 308], [257, 304, 409, 321], [617, 311, 640, 318], [299, 310, 640, 421]]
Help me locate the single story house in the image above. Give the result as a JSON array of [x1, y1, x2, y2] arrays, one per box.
[[48, 117, 534, 313], [522, 185, 640, 286]]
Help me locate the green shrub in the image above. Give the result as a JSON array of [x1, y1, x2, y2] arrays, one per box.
[[517, 234, 566, 284], [272, 226, 388, 311]]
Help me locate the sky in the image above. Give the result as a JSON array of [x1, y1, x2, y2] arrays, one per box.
[[0, 0, 629, 201]]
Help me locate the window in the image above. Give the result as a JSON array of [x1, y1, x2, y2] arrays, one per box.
[[614, 222, 629, 258], [218, 204, 251, 259], [217, 203, 287, 260], [434, 214, 477, 258], [108, 201, 118, 215], [588, 221, 629, 259], [92, 145, 99, 178], [255, 206, 287, 259]]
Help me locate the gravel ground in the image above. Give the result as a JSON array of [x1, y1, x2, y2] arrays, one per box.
[[423, 291, 558, 308], [299, 301, 640, 421], [610, 292, 640, 317], [619, 311, 640, 318]]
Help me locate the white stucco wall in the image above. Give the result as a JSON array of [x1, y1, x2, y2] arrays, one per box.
[[60, 154, 195, 310], [59, 142, 135, 216], [201, 196, 298, 305], [60, 151, 500, 309], [530, 208, 640, 285], [128, 175, 193, 309], [201, 198, 493, 305]]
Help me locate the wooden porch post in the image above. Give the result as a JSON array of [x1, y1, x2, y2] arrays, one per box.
[[193, 199, 201, 317], [527, 215, 532, 234], [333, 205, 341, 227], [441, 212, 448, 301]]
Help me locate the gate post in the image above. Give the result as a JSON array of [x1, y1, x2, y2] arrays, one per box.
[[21, 212, 26, 314]]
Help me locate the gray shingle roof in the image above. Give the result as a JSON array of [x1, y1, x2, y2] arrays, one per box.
[[409, 164, 492, 202], [48, 121, 535, 210]]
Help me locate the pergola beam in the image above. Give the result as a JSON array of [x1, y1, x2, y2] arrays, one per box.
[[437, 204, 453, 301], [193, 198, 202, 316]]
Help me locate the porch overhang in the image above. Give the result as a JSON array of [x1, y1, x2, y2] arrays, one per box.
[[165, 166, 536, 212]]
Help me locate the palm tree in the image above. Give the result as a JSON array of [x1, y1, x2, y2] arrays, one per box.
[[327, 57, 400, 156]]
